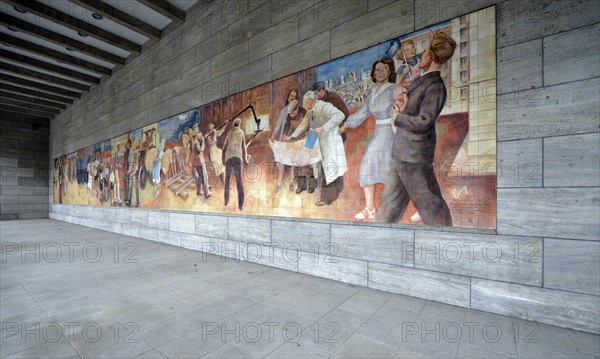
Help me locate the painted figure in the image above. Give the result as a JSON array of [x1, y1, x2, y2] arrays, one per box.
[[313, 81, 350, 194], [286, 91, 347, 206], [127, 147, 140, 208], [344, 56, 397, 220], [152, 138, 165, 198], [206, 122, 226, 185], [124, 140, 131, 206], [194, 131, 212, 199], [389, 39, 421, 88], [112, 144, 122, 205], [223, 118, 248, 210], [376, 31, 456, 226], [271, 89, 309, 194]]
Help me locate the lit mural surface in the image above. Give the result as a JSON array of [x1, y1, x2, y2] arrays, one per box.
[[54, 7, 496, 229]]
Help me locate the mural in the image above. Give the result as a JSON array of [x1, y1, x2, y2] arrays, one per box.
[[54, 7, 497, 229]]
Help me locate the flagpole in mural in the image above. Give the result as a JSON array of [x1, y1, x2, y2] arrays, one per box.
[[54, 7, 497, 229]]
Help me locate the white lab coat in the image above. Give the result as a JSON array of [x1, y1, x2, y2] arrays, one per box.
[[292, 100, 347, 184]]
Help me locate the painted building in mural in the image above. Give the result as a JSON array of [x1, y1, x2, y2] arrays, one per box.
[[53, 7, 496, 229]]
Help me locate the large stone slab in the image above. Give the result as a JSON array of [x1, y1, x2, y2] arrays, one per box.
[[330, 0, 413, 59], [168, 213, 195, 234], [271, 31, 330, 80], [195, 29, 230, 65], [497, 39, 542, 95], [298, 0, 367, 41], [471, 278, 600, 334], [248, 15, 298, 63], [121, 223, 140, 238], [544, 133, 600, 187], [210, 39, 249, 79], [544, 238, 600, 296], [180, 233, 212, 251], [368, 262, 470, 307], [497, 78, 600, 140], [111, 208, 131, 224], [497, 0, 600, 48], [169, 48, 196, 79], [227, 216, 271, 244], [497, 139, 542, 188], [181, 60, 211, 93], [169, 88, 197, 116], [271, 0, 318, 25], [208, 0, 249, 36], [271, 219, 329, 253], [156, 229, 182, 246], [368, 0, 395, 12], [239, 241, 300, 272], [331, 224, 414, 267], [181, 13, 211, 52], [196, 74, 228, 107], [148, 211, 169, 230], [415, 231, 542, 286], [228, 2, 272, 47], [415, 0, 499, 30], [139, 227, 158, 242], [498, 187, 600, 240], [227, 55, 272, 94], [130, 210, 148, 226], [299, 253, 368, 286], [544, 23, 600, 86], [195, 213, 228, 238], [205, 238, 240, 261]]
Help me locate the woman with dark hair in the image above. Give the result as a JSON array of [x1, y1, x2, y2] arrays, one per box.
[[343, 56, 400, 220]]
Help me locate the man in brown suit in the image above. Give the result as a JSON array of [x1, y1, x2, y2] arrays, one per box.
[[376, 31, 456, 227]]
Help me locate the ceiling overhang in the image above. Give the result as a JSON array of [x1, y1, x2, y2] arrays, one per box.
[[0, 0, 197, 121]]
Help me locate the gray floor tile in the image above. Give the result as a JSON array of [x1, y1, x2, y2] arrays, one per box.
[[2, 220, 599, 359], [399, 313, 461, 358], [418, 301, 469, 323], [155, 329, 224, 359], [516, 341, 583, 359], [568, 330, 600, 355], [370, 298, 421, 325], [133, 348, 169, 358], [334, 333, 423, 359], [456, 341, 518, 358], [459, 310, 518, 357], [202, 343, 254, 358], [0, 317, 63, 357], [5, 337, 81, 359]]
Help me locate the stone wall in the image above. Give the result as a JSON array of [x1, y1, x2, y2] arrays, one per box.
[[49, 0, 600, 333], [1, 112, 49, 220]]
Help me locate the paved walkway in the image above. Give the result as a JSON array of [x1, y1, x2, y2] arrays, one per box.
[[1, 219, 598, 358]]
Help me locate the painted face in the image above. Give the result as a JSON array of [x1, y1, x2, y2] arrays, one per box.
[[419, 47, 434, 71], [288, 90, 297, 102], [404, 43, 417, 60], [393, 49, 404, 61], [304, 99, 316, 111], [316, 89, 325, 100], [374, 62, 391, 83]]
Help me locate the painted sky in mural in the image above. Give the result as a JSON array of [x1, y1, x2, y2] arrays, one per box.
[[54, 7, 497, 229]]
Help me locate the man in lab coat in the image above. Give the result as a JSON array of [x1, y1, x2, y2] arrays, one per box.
[[285, 91, 347, 206]]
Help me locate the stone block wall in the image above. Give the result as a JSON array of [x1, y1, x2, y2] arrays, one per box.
[[48, 0, 600, 333], [0, 112, 49, 220]]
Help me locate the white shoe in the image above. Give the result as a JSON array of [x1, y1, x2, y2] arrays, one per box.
[[410, 212, 422, 223], [355, 207, 376, 220]]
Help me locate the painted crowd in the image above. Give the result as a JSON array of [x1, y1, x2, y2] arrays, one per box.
[[55, 10, 497, 229]]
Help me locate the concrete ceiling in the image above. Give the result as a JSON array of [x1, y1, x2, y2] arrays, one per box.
[[0, 0, 198, 120]]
